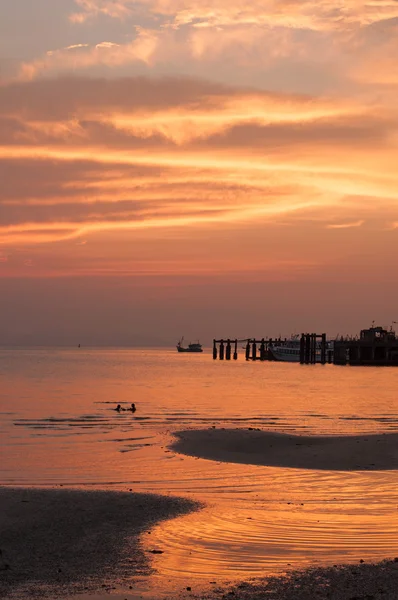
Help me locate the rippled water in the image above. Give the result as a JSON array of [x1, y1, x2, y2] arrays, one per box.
[[1, 347, 398, 596]]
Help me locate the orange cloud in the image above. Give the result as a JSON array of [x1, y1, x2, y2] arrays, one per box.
[[70, 0, 398, 30], [0, 76, 397, 291]]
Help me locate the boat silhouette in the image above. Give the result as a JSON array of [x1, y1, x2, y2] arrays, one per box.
[[176, 337, 203, 353]]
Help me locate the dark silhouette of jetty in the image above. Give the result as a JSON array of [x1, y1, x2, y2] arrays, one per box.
[[212, 325, 398, 366], [334, 325, 398, 366]]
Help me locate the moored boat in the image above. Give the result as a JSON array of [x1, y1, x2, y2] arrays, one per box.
[[268, 336, 302, 362], [269, 335, 332, 362]]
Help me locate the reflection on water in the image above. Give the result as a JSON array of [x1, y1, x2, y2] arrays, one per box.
[[1, 347, 398, 593]]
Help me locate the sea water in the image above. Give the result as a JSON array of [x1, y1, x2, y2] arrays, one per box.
[[1, 347, 398, 594]]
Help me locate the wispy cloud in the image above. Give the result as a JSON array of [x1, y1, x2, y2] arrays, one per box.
[[65, 44, 90, 50], [95, 42, 120, 49], [19, 30, 159, 80], [326, 220, 365, 229]]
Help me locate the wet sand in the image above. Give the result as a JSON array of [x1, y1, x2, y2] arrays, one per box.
[[171, 429, 398, 470], [0, 487, 199, 599], [196, 559, 398, 600]]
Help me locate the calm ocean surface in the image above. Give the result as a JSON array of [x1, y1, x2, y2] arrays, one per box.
[[1, 347, 398, 595]]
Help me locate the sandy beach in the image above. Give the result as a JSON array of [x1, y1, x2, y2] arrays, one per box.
[[171, 429, 398, 471], [0, 487, 199, 599], [0, 490, 397, 600], [3, 489, 398, 600]]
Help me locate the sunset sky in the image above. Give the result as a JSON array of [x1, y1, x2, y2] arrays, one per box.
[[1, 0, 398, 345]]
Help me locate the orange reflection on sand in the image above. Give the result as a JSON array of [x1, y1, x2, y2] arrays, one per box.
[[145, 461, 398, 583]]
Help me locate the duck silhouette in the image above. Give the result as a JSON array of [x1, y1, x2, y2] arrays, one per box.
[[115, 404, 126, 412], [128, 403, 136, 412]]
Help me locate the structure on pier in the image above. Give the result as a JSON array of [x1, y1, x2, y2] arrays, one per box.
[[333, 326, 398, 366]]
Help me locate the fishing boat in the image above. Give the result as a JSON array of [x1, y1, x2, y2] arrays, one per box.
[[176, 337, 203, 353]]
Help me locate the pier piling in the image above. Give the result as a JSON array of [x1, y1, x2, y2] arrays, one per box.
[[321, 333, 327, 364], [260, 339, 266, 361], [226, 340, 231, 361], [213, 339, 217, 360], [305, 334, 311, 364], [299, 335, 305, 363], [299, 332, 328, 364], [219, 340, 225, 361]]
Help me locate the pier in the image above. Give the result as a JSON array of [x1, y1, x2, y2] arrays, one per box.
[[213, 325, 398, 366], [212, 339, 275, 362], [213, 334, 330, 364]]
